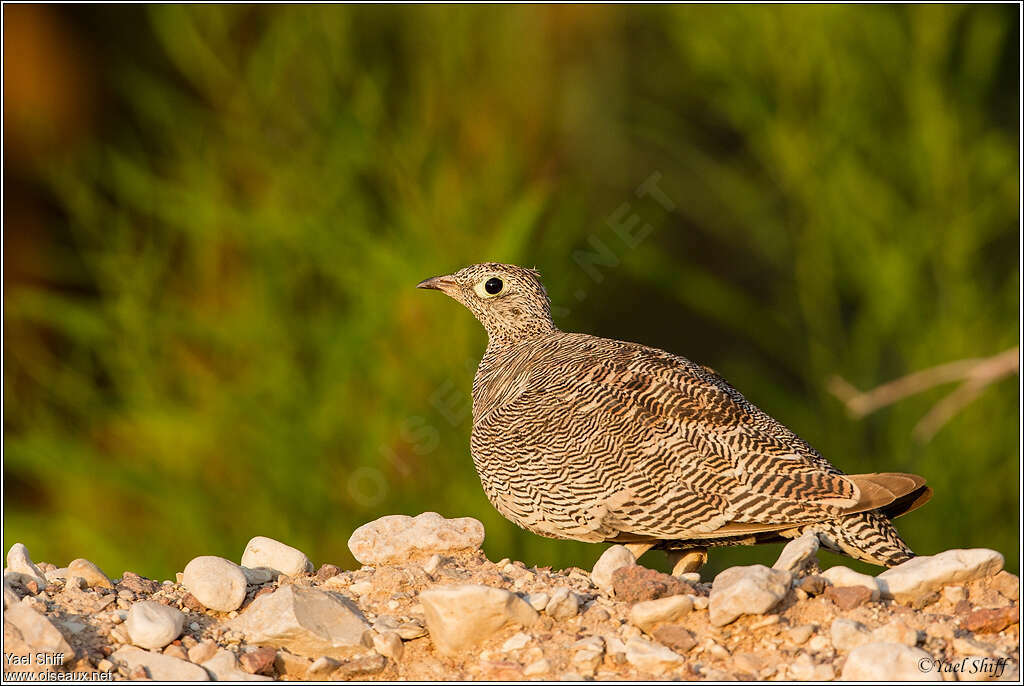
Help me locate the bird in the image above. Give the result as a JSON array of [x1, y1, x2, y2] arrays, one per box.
[[417, 262, 931, 573]]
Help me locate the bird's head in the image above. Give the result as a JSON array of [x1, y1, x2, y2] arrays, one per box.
[[417, 262, 558, 344]]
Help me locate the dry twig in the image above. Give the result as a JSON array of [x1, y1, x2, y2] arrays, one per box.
[[827, 346, 1019, 442]]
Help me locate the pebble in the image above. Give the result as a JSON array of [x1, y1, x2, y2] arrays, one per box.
[[349, 581, 373, 595], [241, 566, 276, 585], [797, 574, 828, 595], [347, 512, 485, 565], [418, 584, 538, 654], [708, 565, 791, 626], [612, 565, 692, 602], [182, 556, 248, 612], [162, 644, 188, 661], [651, 624, 697, 653], [821, 565, 880, 599], [187, 639, 219, 664], [226, 584, 372, 659], [202, 648, 273, 681], [119, 571, 159, 595], [501, 632, 532, 652], [788, 653, 834, 680], [772, 533, 819, 573], [125, 600, 184, 649], [629, 594, 693, 633], [68, 559, 114, 589], [373, 631, 404, 661], [876, 548, 1004, 603], [525, 592, 550, 611], [825, 585, 873, 610], [422, 554, 443, 577], [241, 537, 314, 577], [840, 642, 942, 681], [786, 623, 815, 645], [306, 656, 340, 678], [110, 645, 210, 681], [830, 617, 871, 652], [679, 572, 701, 583], [624, 637, 685, 675], [591, 545, 636, 593], [4, 602, 74, 666], [962, 606, 1019, 634], [239, 645, 277, 675], [943, 585, 967, 603], [807, 634, 831, 652], [6, 543, 47, 589], [872, 620, 920, 646], [396, 621, 427, 640], [989, 570, 1019, 601], [523, 658, 551, 676], [545, 587, 580, 620], [692, 596, 709, 610]]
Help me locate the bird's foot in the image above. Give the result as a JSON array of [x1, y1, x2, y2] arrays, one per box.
[[667, 548, 707, 576]]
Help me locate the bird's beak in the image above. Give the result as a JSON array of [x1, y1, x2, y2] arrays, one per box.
[[416, 274, 458, 294]]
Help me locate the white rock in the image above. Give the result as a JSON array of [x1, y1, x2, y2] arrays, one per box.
[[692, 595, 709, 610], [68, 559, 113, 589], [227, 584, 372, 659], [202, 649, 273, 681], [591, 545, 636, 593], [422, 554, 442, 576], [349, 581, 373, 595], [419, 584, 538, 655], [822, 565, 881, 600], [523, 658, 550, 676], [708, 565, 791, 626], [624, 637, 685, 675], [786, 623, 816, 645], [306, 656, 340, 678], [525, 592, 550, 611], [545, 587, 580, 620], [111, 645, 210, 681], [183, 556, 248, 612], [877, 549, 1004, 603], [125, 600, 184, 649], [788, 653, 834, 680], [347, 512, 484, 565], [807, 634, 831, 652], [396, 621, 427, 640], [373, 630, 404, 661], [830, 617, 871, 652], [872, 620, 921, 647], [629, 594, 693, 633], [501, 632, 532, 652], [240, 537, 313, 577], [943, 586, 967, 603], [241, 567, 276, 585], [3, 580, 20, 609], [3, 602, 74, 670], [6, 544, 47, 589], [773, 533, 820, 573], [840, 642, 942, 681]]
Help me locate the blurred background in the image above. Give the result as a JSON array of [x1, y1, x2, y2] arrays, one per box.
[[4, 4, 1019, 582]]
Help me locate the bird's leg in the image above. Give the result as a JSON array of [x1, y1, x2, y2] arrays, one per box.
[[667, 548, 708, 576], [625, 543, 654, 562]]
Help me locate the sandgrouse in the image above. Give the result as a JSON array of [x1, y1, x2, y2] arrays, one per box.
[[418, 263, 931, 572]]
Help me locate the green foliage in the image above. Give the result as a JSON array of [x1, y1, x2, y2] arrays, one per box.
[[4, 5, 1017, 580]]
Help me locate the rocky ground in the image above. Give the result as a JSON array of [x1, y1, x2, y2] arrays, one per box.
[[4, 512, 1019, 681]]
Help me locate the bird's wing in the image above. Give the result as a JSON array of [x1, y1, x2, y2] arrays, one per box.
[[473, 334, 911, 542]]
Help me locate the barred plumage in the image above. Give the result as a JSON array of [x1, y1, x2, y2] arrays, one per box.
[[418, 263, 931, 569]]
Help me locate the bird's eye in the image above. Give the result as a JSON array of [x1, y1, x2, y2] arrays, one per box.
[[474, 276, 506, 298]]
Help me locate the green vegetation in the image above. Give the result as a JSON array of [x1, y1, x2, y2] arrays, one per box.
[[4, 5, 1018, 581]]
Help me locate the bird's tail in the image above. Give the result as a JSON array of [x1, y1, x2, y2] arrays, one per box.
[[814, 511, 915, 567]]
